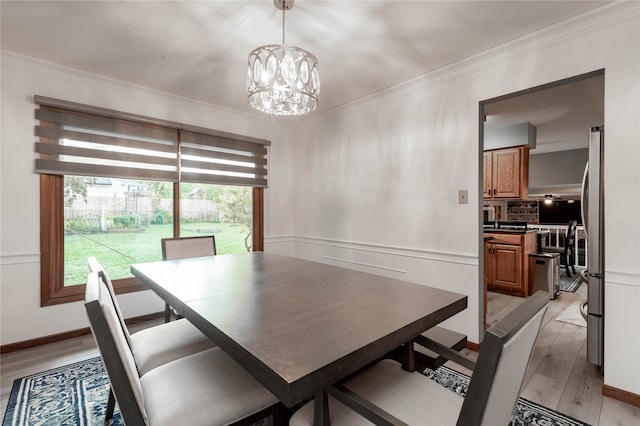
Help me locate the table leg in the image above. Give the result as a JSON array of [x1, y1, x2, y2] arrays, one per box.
[[400, 340, 415, 372], [313, 390, 330, 426]]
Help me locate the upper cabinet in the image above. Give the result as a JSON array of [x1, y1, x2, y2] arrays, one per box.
[[483, 146, 529, 199]]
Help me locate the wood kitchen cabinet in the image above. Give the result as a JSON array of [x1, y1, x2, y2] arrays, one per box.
[[484, 231, 537, 297], [483, 146, 529, 199]]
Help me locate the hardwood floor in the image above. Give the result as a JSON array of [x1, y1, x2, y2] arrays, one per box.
[[2, 290, 639, 425], [474, 284, 638, 425]]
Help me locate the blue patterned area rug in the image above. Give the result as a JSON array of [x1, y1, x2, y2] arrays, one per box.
[[3, 357, 122, 426], [4, 357, 590, 426], [559, 266, 585, 293], [423, 365, 591, 426]]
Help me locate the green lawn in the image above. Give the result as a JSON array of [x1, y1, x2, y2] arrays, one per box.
[[64, 222, 250, 286]]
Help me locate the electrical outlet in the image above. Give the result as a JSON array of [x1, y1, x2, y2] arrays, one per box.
[[458, 189, 468, 204]]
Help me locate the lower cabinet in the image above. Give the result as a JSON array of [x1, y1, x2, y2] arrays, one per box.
[[485, 231, 537, 297]]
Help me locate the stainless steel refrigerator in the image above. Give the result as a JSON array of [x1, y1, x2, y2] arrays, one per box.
[[582, 126, 604, 368]]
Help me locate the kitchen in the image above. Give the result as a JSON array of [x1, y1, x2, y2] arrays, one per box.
[[480, 71, 605, 370]]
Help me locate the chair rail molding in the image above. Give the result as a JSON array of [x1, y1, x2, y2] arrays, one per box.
[[1, 252, 40, 266], [606, 270, 640, 288]]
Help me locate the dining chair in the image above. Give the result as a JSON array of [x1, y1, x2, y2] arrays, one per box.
[[161, 235, 217, 322], [289, 291, 549, 426], [85, 270, 282, 425], [88, 257, 216, 423], [541, 220, 577, 277], [87, 257, 215, 375]]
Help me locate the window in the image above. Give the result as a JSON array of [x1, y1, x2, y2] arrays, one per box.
[[36, 96, 268, 306]]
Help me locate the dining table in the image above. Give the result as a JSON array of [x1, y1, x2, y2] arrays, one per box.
[[131, 252, 467, 421]]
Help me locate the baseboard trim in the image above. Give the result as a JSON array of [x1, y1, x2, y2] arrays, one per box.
[[466, 341, 480, 352], [603, 384, 640, 407], [0, 312, 163, 354]]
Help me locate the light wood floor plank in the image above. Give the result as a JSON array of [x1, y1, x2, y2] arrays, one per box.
[[598, 397, 640, 426], [534, 322, 584, 382], [524, 309, 567, 384], [556, 339, 604, 426], [521, 371, 568, 409]]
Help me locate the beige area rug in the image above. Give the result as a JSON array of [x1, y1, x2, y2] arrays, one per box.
[[555, 301, 587, 327]]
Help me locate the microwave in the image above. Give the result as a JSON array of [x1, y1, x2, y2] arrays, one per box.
[[483, 206, 496, 222]]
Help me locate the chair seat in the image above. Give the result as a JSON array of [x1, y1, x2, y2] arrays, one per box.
[[131, 318, 215, 376], [142, 347, 278, 426], [289, 359, 462, 426]]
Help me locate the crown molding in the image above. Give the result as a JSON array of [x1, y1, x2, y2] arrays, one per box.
[[1, 50, 295, 132], [311, 2, 639, 123]]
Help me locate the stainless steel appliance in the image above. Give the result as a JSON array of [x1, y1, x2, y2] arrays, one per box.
[[582, 126, 604, 368], [530, 252, 560, 299]]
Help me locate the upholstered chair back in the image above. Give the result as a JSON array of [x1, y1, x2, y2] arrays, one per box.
[[458, 291, 548, 426], [161, 236, 216, 261], [87, 257, 133, 348], [85, 271, 147, 424]]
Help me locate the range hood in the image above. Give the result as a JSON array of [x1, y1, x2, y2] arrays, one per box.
[[484, 122, 537, 151]]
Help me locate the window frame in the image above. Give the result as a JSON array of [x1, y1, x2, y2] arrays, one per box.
[[36, 96, 269, 307], [40, 174, 265, 306]]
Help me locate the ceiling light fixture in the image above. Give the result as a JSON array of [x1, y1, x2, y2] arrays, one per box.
[[247, 0, 320, 116], [544, 194, 554, 205]]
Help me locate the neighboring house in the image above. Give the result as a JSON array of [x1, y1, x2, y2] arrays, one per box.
[[188, 187, 206, 200], [87, 177, 147, 198]]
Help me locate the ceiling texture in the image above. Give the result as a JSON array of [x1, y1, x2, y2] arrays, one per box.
[[485, 74, 604, 154], [2, 0, 609, 119]]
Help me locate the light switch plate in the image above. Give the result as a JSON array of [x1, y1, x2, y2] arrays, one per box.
[[458, 189, 468, 204]]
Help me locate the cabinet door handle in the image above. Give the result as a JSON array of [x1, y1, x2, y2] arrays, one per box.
[[493, 188, 496, 195]]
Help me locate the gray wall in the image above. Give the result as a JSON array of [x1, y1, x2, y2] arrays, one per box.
[[529, 148, 588, 197]]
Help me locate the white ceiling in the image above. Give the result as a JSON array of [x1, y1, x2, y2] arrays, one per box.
[[485, 74, 605, 155], [1, 0, 609, 119]]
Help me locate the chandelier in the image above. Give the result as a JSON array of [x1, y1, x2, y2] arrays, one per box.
[[247, 0, 320, 116]]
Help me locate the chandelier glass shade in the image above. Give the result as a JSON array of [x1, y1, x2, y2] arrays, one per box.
[[247, 0, 320, 116]]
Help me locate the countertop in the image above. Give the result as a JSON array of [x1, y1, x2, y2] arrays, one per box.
[[483, 229, 538, 235]]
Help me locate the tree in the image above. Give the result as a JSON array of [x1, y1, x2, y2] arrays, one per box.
[[63, 176, 95, 206], [217, 186, 252, 251], [148, 181, 172, 200]]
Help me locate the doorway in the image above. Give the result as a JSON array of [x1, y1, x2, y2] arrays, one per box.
[[479, 69, 604, 332], [477, 71, 607, 419]]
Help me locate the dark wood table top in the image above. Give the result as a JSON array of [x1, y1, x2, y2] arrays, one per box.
[[132, 252, 467, 408]]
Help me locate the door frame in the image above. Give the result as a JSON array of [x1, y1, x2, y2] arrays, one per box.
[[477, 69, 605, 339]]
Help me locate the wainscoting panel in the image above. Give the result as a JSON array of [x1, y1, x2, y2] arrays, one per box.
[[603, 275, 640, 398]]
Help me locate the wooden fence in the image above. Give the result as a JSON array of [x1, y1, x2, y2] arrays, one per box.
[[65, 195, 217, 232]]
